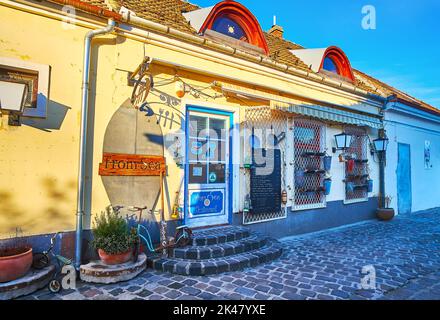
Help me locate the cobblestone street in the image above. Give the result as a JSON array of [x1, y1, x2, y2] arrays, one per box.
[[21, 209, 440, 300]]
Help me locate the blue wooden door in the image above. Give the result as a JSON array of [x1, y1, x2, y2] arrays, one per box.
[[397, 143, 412, 215]]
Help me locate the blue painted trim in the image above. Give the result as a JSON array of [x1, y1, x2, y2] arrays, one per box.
[[184, 105, 234, 226]]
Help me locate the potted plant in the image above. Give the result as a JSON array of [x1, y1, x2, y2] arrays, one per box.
[[376, 196, 395, 221], [0, 231, 33, 283], [91, 207, 137, 265]]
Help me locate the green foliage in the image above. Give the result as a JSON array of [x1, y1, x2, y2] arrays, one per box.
[[91, 206, 137, 255]]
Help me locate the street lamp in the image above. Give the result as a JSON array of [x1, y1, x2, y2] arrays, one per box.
[[374, 130, 389, 209], [373, 136, 389, 153]]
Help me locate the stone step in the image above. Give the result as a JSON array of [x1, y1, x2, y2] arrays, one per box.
[[190, 226, 250, 246], [169, 235, 269, 260], [147, 240, 283, 276]]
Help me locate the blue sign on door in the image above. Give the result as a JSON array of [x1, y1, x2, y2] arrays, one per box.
[[189, 190, 224, 216]]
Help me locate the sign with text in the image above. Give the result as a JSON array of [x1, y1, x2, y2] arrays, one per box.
[[250, 148, 282, 214], [99, 153, 166, 176]]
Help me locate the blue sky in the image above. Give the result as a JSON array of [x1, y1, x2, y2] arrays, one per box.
[[194, 0, 440, 109]]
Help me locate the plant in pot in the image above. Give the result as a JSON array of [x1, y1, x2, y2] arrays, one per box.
[[0, 229, 33, 283], [91, 206, 137, 265], [376, 196, 395, 221]]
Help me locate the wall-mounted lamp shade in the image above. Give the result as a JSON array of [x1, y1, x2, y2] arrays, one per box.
[[373, 137, 389, 152], [334, 132, 353, 150], [0, 81, 28, 112]]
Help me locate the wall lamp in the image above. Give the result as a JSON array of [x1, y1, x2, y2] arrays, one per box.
[[332, 132, 353, 153], [0, 80, 28, 126]]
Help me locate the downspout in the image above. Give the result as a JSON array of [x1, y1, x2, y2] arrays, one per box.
[[75, 19, 116, 270]]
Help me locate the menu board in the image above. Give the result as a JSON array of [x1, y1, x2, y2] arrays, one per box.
[[250, 148, 282, 214]]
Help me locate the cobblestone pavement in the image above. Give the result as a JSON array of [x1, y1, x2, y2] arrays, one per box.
[[20, 209, 440, 300]]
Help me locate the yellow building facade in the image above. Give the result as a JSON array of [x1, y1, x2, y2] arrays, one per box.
[[0, 0, 387, 253]]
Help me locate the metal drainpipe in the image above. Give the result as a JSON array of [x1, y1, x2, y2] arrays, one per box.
[[75, 19, 116, 271]]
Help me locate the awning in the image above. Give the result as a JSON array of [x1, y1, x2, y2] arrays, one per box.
[[274, 102, 383, 129]]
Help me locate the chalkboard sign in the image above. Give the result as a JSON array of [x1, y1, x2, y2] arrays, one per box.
[[250, 148, 282, 214]]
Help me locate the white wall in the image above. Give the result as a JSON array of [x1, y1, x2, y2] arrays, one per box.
[[385, 105, 440, 213]]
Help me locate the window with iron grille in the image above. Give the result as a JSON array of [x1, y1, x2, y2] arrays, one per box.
[[293, 118, 326, 211], [344, 127, 369, 203]]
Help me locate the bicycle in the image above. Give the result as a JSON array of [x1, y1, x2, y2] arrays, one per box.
[[127, 206, 192, 259], [32, 233, 72, 293]]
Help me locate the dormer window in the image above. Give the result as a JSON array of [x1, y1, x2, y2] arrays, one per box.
[[291, 46, 355, 82], [212, 16, 248, 42], [183, 1, 269, 55], [320, 47, 355, 82]]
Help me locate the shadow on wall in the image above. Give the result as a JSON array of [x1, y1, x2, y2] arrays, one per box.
[[21, 96, 71, 132], [0, 177, 76, 239]]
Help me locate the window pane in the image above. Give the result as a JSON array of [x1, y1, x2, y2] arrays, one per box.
[[189, 163, 207, 184], [189, 138, 208, 162], [323, 57, 339, 74], [212, 17, 248, 41], [209, 118, 226, 140], [209, 163, 226, 184], [189, 115, 207, 138], [208, 140, 226, 162]]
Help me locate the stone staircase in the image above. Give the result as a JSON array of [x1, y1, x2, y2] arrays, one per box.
[[147, 226, 283, 276]]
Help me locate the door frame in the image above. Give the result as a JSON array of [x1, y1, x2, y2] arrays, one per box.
[[184, 105, 234, 227], [397, 142, 412, 215]]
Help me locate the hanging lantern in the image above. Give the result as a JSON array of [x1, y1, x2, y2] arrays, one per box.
[[175, 81, 186, 98], [281, 190, 288, 204]]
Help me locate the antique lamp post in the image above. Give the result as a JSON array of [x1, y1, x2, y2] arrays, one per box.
[[374, 130, 389, 208]]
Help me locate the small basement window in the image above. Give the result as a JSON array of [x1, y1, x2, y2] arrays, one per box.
[[0, 57, 50, 118]]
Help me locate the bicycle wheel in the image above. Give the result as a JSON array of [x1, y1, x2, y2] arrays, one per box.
[[174, 228, 192, 248], [131, 73, 152, 108], [48, 280, 61, 293], [32, 253, 50, 270]]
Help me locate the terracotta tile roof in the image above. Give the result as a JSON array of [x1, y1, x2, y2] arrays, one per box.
[[72, 0, 438, 114], [116, 0, 198, 33], [263, 33, 309, 71], [354, 69, 440, 115]]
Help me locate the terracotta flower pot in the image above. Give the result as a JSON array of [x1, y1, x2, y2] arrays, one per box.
[[0, 247, 33, 283], [98, 249, 132, 265], [376, 208, 395, 221]]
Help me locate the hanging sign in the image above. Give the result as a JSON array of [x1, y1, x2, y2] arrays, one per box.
[[99, 153, 166, 176]]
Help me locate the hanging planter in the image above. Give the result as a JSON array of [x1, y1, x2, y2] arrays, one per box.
[[323, 156, 332, 171], [346, 159, 355, 173], [324, 179, 332, 196], [295, 170, 305, 188], [367, 179, 373, 193], [346, 181, 355, 194]]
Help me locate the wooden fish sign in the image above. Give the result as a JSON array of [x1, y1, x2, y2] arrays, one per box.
[[99, 153, 166, 177]]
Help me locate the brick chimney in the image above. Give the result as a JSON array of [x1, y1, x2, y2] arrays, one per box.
[[268, 15, 284, 39]]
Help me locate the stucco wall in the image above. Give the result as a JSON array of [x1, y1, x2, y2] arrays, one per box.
[[385, 108, 440, 214]]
